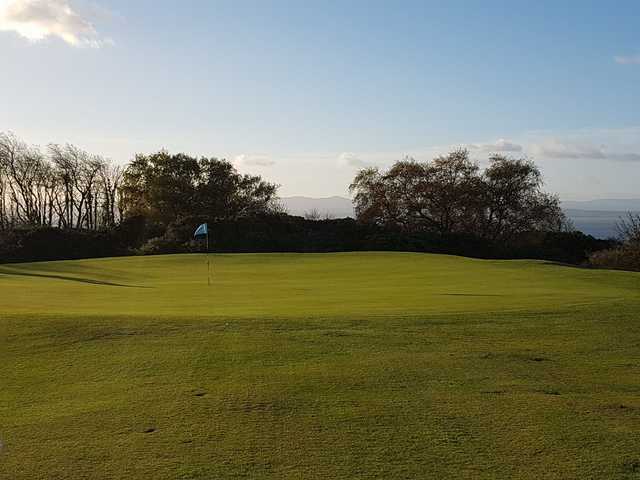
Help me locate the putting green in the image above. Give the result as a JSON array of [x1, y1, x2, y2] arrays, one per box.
[[1, 253, 639, 479], [0, 252, 638, 317]]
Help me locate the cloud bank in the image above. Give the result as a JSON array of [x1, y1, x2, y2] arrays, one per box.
[[0, 0, 112, 47]]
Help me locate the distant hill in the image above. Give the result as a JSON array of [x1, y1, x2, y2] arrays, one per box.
[[562, 200, 640, 238], [563, 209, 625, 239], [280, 196, 639, 239], [280, 196, 354, 218]]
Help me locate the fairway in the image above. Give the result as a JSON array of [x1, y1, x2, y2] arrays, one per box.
[[2, 252, 640, 479]]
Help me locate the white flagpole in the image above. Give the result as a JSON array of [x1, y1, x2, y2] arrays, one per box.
[[206, 226, 211, 286]]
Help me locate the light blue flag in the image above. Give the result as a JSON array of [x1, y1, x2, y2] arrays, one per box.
[[193, 223, 208, 238]]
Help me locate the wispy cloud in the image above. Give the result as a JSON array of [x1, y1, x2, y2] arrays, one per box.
[[335, 141, 522, 170], [467, 138, 523, 153], [614, 54, 640, 65], [530, 140, 606, 160], [0, 0, 112, 47], [610, 152, 640, 162], [332, 130, 640, 173], [234, 154, 275, 168], [529, 139, 640, 162]]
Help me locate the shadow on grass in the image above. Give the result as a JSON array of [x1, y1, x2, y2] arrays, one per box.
[[0, 267, 150, 288], [439, 293, 506, 297]]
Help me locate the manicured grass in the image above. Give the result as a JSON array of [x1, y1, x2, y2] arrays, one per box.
[[1, 252, 639, 479]]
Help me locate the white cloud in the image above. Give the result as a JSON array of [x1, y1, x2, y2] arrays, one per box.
[[234, 154, 275, 168], [337, 152, 371, 169], [614, 54, 640, 65], [0, 0, 112, 47]]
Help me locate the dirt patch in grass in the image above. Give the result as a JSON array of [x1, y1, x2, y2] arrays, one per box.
[[622, 459, 640, 473]]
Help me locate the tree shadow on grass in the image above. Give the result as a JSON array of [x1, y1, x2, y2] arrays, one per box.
[[0, 266, 151, 288]]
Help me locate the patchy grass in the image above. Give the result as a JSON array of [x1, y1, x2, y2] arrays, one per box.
[[1, 252, 639, 479]]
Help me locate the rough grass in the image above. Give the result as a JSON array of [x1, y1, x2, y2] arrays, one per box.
[[1, 252, 639, 479]]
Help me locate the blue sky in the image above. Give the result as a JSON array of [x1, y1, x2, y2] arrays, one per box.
[[1, 0, 639, 199]]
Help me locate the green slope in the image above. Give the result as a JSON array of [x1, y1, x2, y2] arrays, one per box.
[[1, 253, 639, 479]]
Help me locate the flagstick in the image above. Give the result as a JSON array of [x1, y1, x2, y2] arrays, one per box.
[[206, 229, 211, 286]]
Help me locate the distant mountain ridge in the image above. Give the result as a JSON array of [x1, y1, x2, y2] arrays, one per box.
[[280, 196, 640, 238]]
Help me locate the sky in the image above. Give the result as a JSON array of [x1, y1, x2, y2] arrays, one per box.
[[0, 0, 639, 199]]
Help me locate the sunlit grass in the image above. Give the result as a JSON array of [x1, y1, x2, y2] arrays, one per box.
[[1, 253, 639, 479]]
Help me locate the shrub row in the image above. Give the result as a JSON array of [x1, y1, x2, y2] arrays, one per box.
[[0, 214, 615, 265], [589, 246, 640, 272]]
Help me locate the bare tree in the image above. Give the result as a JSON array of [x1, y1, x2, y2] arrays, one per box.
[[591, 213, 640, 272], [304, 208, 322, 221], [48, 144, 108, 229], [0, 132, 121, 231], [617, 213, 640, 246], [98, 160, 123, 227], [0, 150, 7, 229], [0, 132, 53, 225]]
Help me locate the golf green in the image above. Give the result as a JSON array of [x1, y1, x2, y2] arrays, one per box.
[[1, 253, 639, 479]]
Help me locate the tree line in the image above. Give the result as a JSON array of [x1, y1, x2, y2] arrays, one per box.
[[0, 131, 628, 269], [0, 132, 122, 230]]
